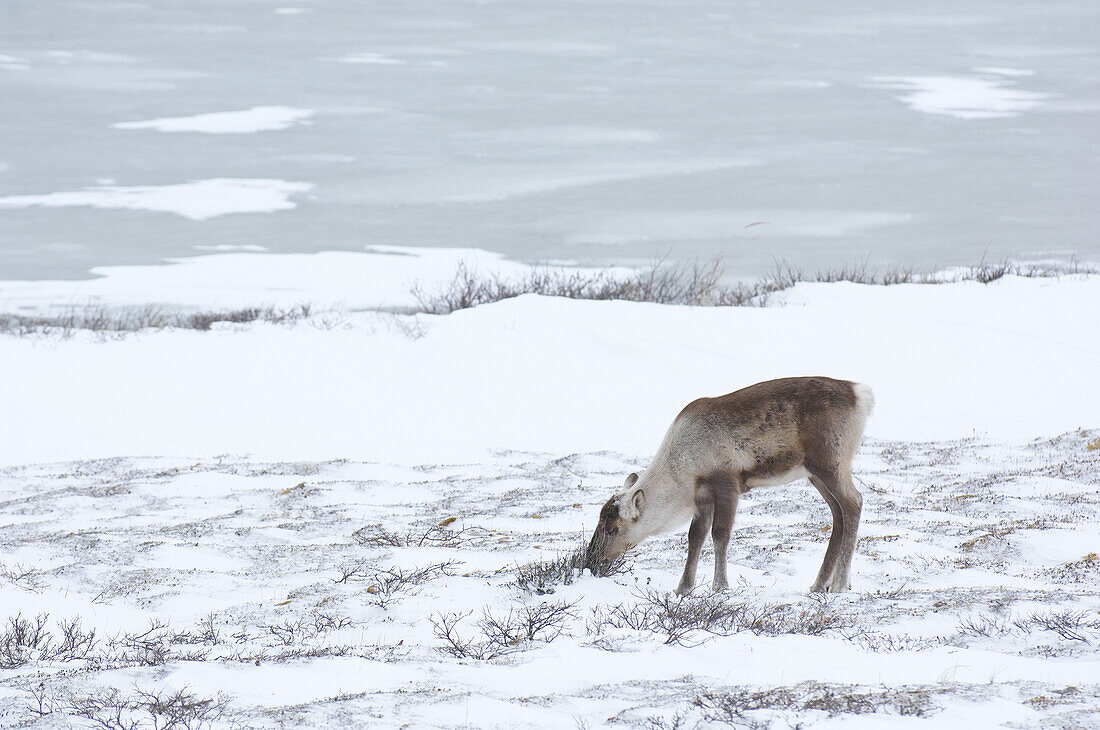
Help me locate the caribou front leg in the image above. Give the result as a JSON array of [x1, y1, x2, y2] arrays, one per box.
[[676, 481, 714, 595]]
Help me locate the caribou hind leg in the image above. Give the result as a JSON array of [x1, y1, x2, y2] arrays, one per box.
[[808, 468, 862, 592], [827, 468, 862, 591], [808, 474, 844, 592], [708, 471, 741, 592]]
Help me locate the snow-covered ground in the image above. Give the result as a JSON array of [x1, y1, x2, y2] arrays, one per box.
[[1, 250, 1098, 728]]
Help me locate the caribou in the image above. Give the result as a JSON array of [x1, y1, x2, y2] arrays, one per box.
[[588, 376, 873, 594]]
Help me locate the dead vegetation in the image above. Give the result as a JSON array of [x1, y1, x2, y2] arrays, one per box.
[[0, 613, 221, 670], [2, 435, 1097, 727], [30, 686, 230, 730], [588, 590, 847, 647], [514, 537, 630, 595], [695, 682, 942, 724], [411, 258, 763, 313], [431, 600, 578, 660], [1, 614, 98, 669], [410, 257, 1094, 314], [956, 610, 1100, 644], [1, 608, 387, 678], [0, 302, 326, 337], [514, 553, 584, 595], [352, 521, 486, 549], [3, 257, 1090, 335], [333, 560, 460, 608], [258, 612, 357, 646], [1045, 552, 1100, 584], [844, 631, 944, 653], [0, 562, 47, 592]]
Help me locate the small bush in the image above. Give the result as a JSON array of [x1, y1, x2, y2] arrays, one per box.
[[1025, 610, 1100, 643], [0, 613, 52, 668], [0, 563, 46, 592], [103, 618, 212, 665], [33, 686, 230, 729], [412, 258, 778, 314], [410, 256, 1094, 315], [696, 682, 939, 723], [515, 538, 630, 595], [431, 600, 578, 660], [334, 561, 460, 608], [259, 612, 356, 646], [352, 522, 484, 549], [955, 610, 1100, 644], [515, 554, 579, 595], [0, 614, 99, 668], [589, 590, 847, 646], [845, 631, 942, 653], [0, 303, 324, 338], [53, 617, 98, 661]]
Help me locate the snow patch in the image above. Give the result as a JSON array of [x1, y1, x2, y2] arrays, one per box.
[[112, 106, 315, 134], [0, 178, 313, 220], [193, 244, 269, 253], [0, 247, 582, 313], [0, 52, 30, 71], [869, 73, 1050, 119], [330, 52, 408, 65]]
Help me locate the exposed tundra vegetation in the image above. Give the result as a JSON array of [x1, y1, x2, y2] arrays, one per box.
[[3, 257, 1092, 336], [1, 431, 1097, 727], [410, 257, 1095, 314]]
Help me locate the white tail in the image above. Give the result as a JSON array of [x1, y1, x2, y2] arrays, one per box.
[[589, 376, 873, 594]]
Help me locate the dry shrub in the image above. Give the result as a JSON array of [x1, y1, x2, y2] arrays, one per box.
[[696, 682, 939, 723], [410, 256, 1095, 315], [33, 686, 230, 729], [590, 590, 847, 646], [412, 258, 776, 314], [432, 600, 578, 660], [1, 613, 53, 668], [259, 612, 356, 646], [0, 563, 46, 592], [352, 522, 484, 549], [956, 609, 1100, 643], [515, 536, 630, 595], [0, 303, 322, 337], [334, 561, 460, 608]]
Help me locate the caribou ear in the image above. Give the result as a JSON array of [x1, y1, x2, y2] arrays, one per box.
[[624, 472, 639, 489], [631, 489, 645, 516]]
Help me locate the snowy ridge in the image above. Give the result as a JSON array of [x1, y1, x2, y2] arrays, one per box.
[[1, 262, 1096, 466]]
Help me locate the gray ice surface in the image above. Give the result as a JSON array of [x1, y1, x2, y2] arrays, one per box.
[[1, 0, 1097, 280]]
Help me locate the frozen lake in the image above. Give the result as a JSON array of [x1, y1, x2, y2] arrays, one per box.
[[1, 0, 1097, 280]]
